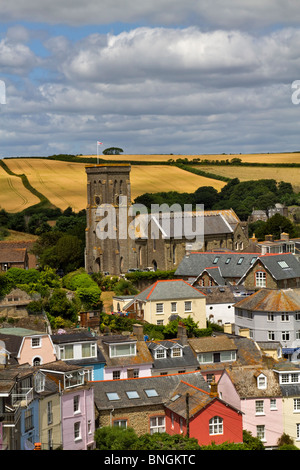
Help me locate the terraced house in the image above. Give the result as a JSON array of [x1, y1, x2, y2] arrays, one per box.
[[234, 288, 300, 354], [92, 370, 244, 446], [218, 366, 283, 449]]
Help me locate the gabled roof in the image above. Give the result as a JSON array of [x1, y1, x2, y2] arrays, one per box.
[[129, 279, 206, 303], [189, 335, 237, 353], [147, 339, 199, 370], [251, 253, 300, 281], [0, 246, 27, 263], [92, 370, 210, 410], [134, 209, 240, 240], [197, 266, 226, 286], [234, 288, 300, 312], [164, 380, 215, 418], [188, 333, 264, 370], [175, 252, 259, 279], [223, 366, 282, 398]]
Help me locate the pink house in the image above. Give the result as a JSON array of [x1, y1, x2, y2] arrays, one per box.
[[0, 329, 56, 366], [218, 366, 284, 448], [40, 361, 95, 450]]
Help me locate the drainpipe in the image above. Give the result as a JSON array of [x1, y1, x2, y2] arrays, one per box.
[[186, 393, 190, 438], [110, 407, 114, 427]]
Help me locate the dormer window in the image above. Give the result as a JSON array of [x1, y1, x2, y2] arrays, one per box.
[[155, 347, 166, 359], [257, 373, 267, 390], [109, 342, 136, 358], [171, 346, 183, 358]]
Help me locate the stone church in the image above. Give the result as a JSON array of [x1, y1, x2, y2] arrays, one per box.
[[84, 163, 249, 275]]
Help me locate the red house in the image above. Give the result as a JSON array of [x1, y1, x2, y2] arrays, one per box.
[[164, 379, 243, 446]]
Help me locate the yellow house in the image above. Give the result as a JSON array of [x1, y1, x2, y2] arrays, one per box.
[[35, 370, 62, 450], [124, 279, 206, 327]]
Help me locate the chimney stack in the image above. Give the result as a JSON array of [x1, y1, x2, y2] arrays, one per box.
[[132, 323, 144, 341], [177, 323, 188, 345], [224, 323, 233, 334], [210, 376, 218, 397]]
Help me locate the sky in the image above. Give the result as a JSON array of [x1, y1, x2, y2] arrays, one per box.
[[1, 1, 300, 157]]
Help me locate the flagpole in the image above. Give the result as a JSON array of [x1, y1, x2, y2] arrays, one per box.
[[96, 141, 103, 164]]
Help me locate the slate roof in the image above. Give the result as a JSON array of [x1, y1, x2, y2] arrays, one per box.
[[92, 370, 210, 411], [164, 380, 215, 418], [51, 331, 106, 365], [198, 286, 235, 304], [129, 279, 206, 303], [147, 339, 199, 371], [135, 209, 240, 240], [252, 253, 300, 281], [51, 331, 97, 344], [234, 288, 300, 312], [175, 252, 259, 280]]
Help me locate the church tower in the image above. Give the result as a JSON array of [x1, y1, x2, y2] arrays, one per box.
[[85, 163, 133, 275]]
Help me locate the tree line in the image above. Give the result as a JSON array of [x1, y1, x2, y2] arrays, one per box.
[[134, 178, 300, 222]]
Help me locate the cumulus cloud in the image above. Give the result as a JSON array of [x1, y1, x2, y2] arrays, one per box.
[[0, 37, 38, 75], [2, 0, 300, 30], [1, 19, 300, 156]]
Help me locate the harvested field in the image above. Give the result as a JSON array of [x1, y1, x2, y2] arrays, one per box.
[[82, 152, 300, 164], [193, 165, 300, 192], [4, 158, 87, 212], [130, 165, 226, 200], [2, 158, 226, 211], [0, 165, 40, 212]]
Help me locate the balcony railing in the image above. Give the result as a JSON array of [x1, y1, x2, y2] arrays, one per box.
[[11, 388, 33, 408], [1, 406, 21, 426]]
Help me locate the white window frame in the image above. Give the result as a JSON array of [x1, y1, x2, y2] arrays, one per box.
[[281, 313, 289, 322], [31, 337, 41, 348], [171, 302, 177, 313], [209, 416, 223, 435], [109, 342, 136, 358], [74, 422, 81, 441], [156, 303, 164, 314], [155, 347, 166, 359], [257, 374, 267, 390], [255, 271, 266, 287], [256, 425, 265, 441], [294, 398, 300, 412], [73, 395, 80, 414], [114, 420, 127, 428], [150, 416, 165, 434], [255, 400, 264, 415], [60, 344, 74, 360], [281, 331, 290, 342], [171, 346, 182, 358], [184, 301, 192, 312], [268, 331, 275, 341], [270, 399, 277, 410], [82, 342, 97, 358]]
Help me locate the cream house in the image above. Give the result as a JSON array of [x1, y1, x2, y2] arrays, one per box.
[[123, 279, 206, 327], [274, 362, 300, 448]]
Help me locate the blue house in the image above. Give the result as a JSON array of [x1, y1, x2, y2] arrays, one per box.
[[51, 331, 106, 381]]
